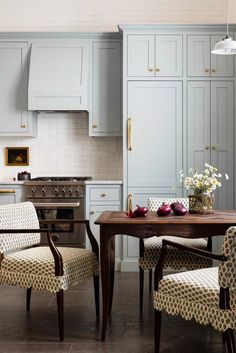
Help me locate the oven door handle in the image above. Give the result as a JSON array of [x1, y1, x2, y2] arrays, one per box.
[[33, 202, 80, 208]]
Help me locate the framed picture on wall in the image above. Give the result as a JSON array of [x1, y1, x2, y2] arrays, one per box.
[[5, 147, 29, 166]]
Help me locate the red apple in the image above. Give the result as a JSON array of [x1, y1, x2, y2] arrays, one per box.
[[157, 203, 171, 216]]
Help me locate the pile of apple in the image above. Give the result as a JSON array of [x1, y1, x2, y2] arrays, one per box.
[[157, 202, 187, 217]]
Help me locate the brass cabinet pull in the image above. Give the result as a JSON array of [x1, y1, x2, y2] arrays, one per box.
[[148, 67, 153, 72], [212, 145, 217, 150], [211, 68, 216, 73], [90, 211, 95, 215], [101, 193, 106, 197], [155, 68, 160, 72], [128, 117, 132, 151], [205, 145, 210, 150], [21, 124, 26, 128], [204, 68, 209, 73], [92, 124, 98, 128], [128, 193, 133, 211], [0, 189, 16, 193]]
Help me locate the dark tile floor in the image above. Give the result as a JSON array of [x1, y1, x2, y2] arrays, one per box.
[[0, 273, 227, 353]]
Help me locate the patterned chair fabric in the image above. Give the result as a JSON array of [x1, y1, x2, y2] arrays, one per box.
[[0, 202, 99, 292], [0, 202, 40, 253], [1, 246, 99, 293], [153, 226, 236, 332], [139, 197, 212, 270]]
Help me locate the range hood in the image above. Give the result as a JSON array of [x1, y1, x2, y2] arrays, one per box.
[[28, 40, 89, 112]]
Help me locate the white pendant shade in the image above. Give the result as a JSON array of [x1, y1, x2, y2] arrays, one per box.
[[211, 37, 236, 55]]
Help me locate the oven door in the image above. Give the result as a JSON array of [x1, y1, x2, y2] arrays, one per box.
[[31, 198, 85, 248]]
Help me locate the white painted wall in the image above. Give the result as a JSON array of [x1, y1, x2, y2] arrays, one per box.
[[0, 0, 235, 32], [0, 113, 122, 181]]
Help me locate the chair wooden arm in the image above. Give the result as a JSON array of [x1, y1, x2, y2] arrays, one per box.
[[0, 229, 63, 277], [154, 238, 227, 291], [39, 219, 99, 261]]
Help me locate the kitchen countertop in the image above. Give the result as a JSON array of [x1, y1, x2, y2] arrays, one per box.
[[0, 180, 25, 185], [85, 180, 123, 185]]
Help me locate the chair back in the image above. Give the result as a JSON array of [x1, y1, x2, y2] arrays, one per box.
[[148, 197, 189, 211], [0, 202, 40, 254], [219, 226, 236, 288]]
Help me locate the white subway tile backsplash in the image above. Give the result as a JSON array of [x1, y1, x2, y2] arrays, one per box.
[[0, 113, 122, 181]]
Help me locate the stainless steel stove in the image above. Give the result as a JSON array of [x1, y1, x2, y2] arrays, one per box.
[[24, 177, 92, 247]]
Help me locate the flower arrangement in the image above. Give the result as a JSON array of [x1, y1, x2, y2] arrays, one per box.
[[180, 163, 229, 195]]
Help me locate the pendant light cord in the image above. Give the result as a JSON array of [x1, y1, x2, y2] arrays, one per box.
[[226, 0, 229, 38]]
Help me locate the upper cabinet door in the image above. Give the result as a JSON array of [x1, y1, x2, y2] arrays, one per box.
[[127, 81, 182, 188], [211, 36, 234, 77], [127, 35, 155, 77], [155, 35, 183, 76], [0, 42, 36, 136], [187, 81, 211, 171], [90, 42, 122, 136], [188, 35, 210, 76], [28, 40, 89, 111], [211, 81, 234, 209]]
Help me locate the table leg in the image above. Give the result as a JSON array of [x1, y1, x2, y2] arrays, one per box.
[[100, 226, 112, 341], [109, 236, 115, 315]]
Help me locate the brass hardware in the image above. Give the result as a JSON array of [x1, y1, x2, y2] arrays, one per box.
[[205, 145, 210, 150], [128, 117, 132, 151], [148, 68, 153, 72], [155, 68, 160, 72], [204, 68, 209, 73], [0, 189, 16, 193], [90, 211, 95, 215], [92, 124, 98, 128], [101, 193, 106, 197], [128, 193, 133, 211], [21, 124, 26, 128], [211, 68, 216, 73], [212, 145, 217, 150]]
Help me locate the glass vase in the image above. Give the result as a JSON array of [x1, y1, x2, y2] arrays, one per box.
[[188, 193, 215, 214]]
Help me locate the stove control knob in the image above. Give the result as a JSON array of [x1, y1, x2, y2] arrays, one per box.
[[31, 186, 36, 195], [54, 187, 59, 196], [68, 187, 73, 195], [41, 187, 46, 195], [75, 188, 79, 195], [62, 187, 66, 195]]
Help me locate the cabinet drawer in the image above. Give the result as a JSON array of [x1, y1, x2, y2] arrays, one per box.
[[89, 187, 120, 202]]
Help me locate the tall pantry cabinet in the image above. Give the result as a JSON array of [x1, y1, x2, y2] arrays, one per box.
[[120, 25, 236, 271]]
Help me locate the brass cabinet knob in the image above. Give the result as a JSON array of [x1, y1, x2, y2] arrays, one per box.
[[155, 68, 160, 72], [204, 68, 209, 73], [205, 145, 210, 150], [212, 68, 216, 73], [92, 124, 98, 128], [21, 124, 26, 128], [90, 211, 95, 215], [101, 193, 106, 197], [212, 145, 217, 150], [148, 68, 153, 72]]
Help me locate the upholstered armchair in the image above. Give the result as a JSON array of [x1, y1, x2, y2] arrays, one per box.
[[0, 202, 99, 341], [139, 197, 212, 312], [153, 226, 236, 353]]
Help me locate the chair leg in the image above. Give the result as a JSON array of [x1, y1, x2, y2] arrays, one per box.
[[139, 267, 144, 313], [225, 329, 236, 353], [26, 287, 32, 312], [154, 309, 162, 353], [149, 269, 153, 292], [93, 275, 100, 319], [56, 290, 64, 341]]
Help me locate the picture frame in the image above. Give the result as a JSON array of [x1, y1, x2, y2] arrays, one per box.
[[5, 147, 29, 166]]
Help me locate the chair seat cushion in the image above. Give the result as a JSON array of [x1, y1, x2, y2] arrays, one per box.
[[153, 267, 236, 332], [0, 246, 99, 293], [139, 236, 212, 270]]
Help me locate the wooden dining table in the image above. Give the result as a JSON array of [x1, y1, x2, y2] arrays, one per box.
[[95, 210, 236, 340]]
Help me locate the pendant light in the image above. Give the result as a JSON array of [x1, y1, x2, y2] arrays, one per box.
[[211, 0, 236, 55]]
